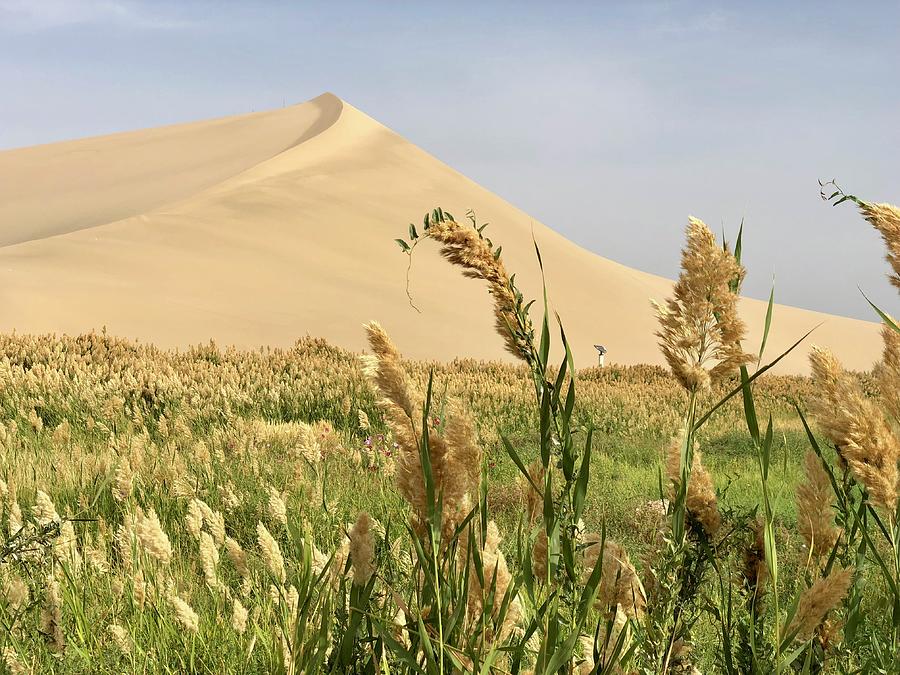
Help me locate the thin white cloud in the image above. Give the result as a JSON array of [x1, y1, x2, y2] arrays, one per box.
[[0, 0, 193, 31], [644, 6, 731, 36]]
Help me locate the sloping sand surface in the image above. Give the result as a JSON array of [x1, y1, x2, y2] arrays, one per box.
[[0, 92, 881, 372]]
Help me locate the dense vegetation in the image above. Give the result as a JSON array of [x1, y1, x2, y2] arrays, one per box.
[[1, 187, 898, 673]]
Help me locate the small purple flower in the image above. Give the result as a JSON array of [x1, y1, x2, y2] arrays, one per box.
[[364, 436, 373, 448]]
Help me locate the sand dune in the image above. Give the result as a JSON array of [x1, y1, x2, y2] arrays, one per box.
[[0, 92, 881, 372]]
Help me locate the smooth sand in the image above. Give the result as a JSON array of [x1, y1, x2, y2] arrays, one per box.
[[0, 93, 881, 372]]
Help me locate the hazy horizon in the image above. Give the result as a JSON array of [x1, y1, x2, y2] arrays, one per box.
[[2, 0, 898, 321]]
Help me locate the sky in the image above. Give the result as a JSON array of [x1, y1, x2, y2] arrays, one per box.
[[1, 0, 899, 320]]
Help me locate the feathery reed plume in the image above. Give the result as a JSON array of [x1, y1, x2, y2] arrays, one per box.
[[185, 499, 204, 541], [232, 598, 249, 634], [349, 512, 376, 586], [205, 509, 226, 546], [135, 508, 172, 565], [169, 592, 200, 633], [653, 217, 751, 392], [257, 521, 286, 582], [33, 489, 59, 526], [363, 321, 482, 536], [858, 201, 900, 291], [785, 568, 852, 643], [113, 460, 134, 503], [665, 435, 721, 537], [221, 483, 241, 511], [742, 518, 768, 607], [3, 572, 29, 611], [877, 323, 900, 423], [797, 452, 839, 561], [583, 536, 646, 619], [267, 487, 288, 527], [131, 570, 146, 610], [55, 520, 82, 571], [198, 531, 220, 589], [2, 648, 28, 675], [107, 624, 131, 654], [809, 346, 899, 512], [422, 216, 535, 365], [8, 500, 22, 536], [40, 578, 65, 653], [363, 321, 416, 420], [467, 521, 521, 642], [225, 536, 250, 580]]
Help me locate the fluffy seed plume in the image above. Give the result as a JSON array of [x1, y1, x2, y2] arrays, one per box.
[[33, 490, 60, 526], [809, 346, 899, 512], [185, 499, 204, 541], [653, 217, 752, 391], [742, 519, 768, 607], [421, 216, 536, 365], [231, 598, 249, 634], [107, 624, 131, 654], [583, 537, 646, 619], [467, 522, 521, 644], [665, 435, 721, 537], [2, 648, 29, 675], [266, 487, 288, 527], [785, 568, 852, 643], [257, 521, 286, 582], [135, 508, 172, 565], [363, 322, 482, 536], [113, 460, 134, 503], [225, 536, 250, 579], [169, 593, 200, 633], [3, 572, 29, 611], [877, 323, 900, 423], [205, 509, 226, 546], [198, 531, 220, 589], [349, 512, 376, 586], [797, 452, 840, 561], [858, 201, 900, 291], [40, 578, 65, 653]]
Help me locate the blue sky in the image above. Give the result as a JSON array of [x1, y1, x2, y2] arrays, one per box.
[[1, 1, 898, 320]]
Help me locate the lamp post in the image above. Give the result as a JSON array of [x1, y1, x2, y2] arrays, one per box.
[[594, 345, 607, 367]]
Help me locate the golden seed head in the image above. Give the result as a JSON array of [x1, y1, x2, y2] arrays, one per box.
[[786, 567, 853, 642], [257, 521, 286, 582], [169, 593, 200, 633], [654, 217, 752, 392], [583, 537, 646, 619], [107, 624, 131, 654], [665, 434, 721, 537], [349, 511, 376, 586], [809, 346, 899, 512], [797, 452, 840, 561], [231, 598, 249, 634], [859, 201, 900, 291], [266, 487, 288, 527], [33, 489, 60, 526], [135, 508, 172, 565], [185, 499, 205, 541]]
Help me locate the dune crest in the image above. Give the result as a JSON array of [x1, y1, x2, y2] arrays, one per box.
[[0, 92, 880, 372]]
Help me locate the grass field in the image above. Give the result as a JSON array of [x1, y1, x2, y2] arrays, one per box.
[[1, 193, 899, 673], [0, 331, 878, 672]]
